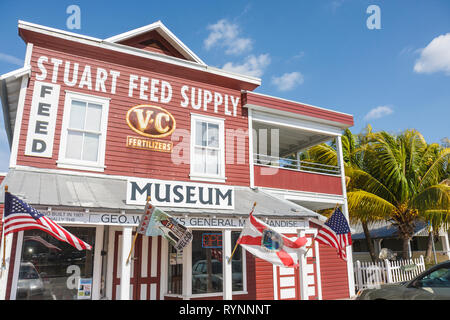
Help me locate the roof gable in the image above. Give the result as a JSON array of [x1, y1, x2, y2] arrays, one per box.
[[105, 21, 205, 65]]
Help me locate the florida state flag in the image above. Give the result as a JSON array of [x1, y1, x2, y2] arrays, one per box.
[[237, 210, 308, 268]]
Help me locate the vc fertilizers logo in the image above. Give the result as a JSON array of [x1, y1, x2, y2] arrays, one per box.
[[261, 229, 283, 252], [126, 105, 176, 138]]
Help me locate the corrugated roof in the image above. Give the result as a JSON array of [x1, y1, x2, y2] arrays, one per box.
[[351, 220, 429, 240], [0, 169, 323, 220]]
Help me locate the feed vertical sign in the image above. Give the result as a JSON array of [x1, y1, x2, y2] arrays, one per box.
[[25, 81, 60, 157]]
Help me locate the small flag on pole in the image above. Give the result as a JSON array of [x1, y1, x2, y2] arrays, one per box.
[[236, 206, 307, 268], [315, 207, 352, 261], [3, 191, 92, 251], [135, 199, 192, 251], [146, 207, 193, 251]]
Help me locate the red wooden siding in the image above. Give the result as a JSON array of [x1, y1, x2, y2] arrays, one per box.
[[318, 242, 350, 299], [309, 221, 350, 300], [243, 92, 354, 127], [117, 30, 187, 60], [15, 45, 251, 186], [254, 165, 343, 195]]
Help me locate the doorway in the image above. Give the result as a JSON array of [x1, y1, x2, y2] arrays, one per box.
[[111, 231, 161, 300]]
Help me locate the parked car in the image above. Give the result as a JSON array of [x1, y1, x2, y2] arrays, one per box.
[[16, 262, 45, 299], [192, 259, 222, 292], [355, 260, 450, 300]]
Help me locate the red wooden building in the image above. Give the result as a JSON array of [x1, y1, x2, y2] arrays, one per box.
[[0, 20, 354, 300]]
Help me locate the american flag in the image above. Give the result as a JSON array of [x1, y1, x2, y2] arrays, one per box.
[[315, 207, 352, 261], [3, 192, 91, 250]]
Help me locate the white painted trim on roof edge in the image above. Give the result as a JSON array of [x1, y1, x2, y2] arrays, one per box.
[[9, 43, 33, 169], [17, 20, 261, 86], [243, 90, 353, 117], [105, 20, 206, 65], [0, 66, 31, 81], [248, 106, 345, 136], [259, 186, 345, 205]]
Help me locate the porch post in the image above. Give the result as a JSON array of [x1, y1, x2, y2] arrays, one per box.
[[248, 108, 255, 189], [223, 229, 233, 300], [92, 225, 104, 300], [120, 226, 132, 300], [336, 135, 356, 297], [298, 251, 309, 300], [182, 240, 192, 300]]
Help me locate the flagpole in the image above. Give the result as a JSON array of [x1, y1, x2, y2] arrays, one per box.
[[1, 185, 8, 275], [304, 203, 340, 256], [126, 196, 151, 265], [228, 202, 256, 263]]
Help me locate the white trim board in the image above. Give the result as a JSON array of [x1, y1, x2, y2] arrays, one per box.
[[17, 20, 261, 87], [105, 20, 206, 66], [250, 107, 344, 136]]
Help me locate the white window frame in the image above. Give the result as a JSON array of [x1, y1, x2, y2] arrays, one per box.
[[189, 113, 226, 183], [189, 229, 248, 298], [57, 90, 110, 172]]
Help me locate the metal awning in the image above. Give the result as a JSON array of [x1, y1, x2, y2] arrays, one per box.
[[0, 169, 323, 220], [0, 66, 31, 148]]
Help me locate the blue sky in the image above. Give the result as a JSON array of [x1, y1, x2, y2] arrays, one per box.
[[0, 0, 449, 172]]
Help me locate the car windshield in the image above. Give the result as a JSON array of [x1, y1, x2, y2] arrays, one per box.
[[421, 267, 450, 287]]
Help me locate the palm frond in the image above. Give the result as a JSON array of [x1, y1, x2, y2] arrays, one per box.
[[347, 168, 398, 204], [411, 184, 450, 212], [418, 148, 450, 191], [347, 190, 396, 223]]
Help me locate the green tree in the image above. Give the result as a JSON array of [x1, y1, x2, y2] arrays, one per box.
[[303, 128, 450, 261], [346, 129, 450, 259]]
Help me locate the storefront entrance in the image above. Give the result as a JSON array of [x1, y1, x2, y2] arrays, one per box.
[[111, 231, 161, 300]]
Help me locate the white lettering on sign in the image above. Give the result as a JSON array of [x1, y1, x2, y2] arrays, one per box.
[[41, 210, 308, 229], [126, 178, 234, 209], [35, 55, 240, 117], [25, 81, 60, 158]]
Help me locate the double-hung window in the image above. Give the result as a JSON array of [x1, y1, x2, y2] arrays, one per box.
[[57, 91, 109, 172], [190, 114, 225, 182]]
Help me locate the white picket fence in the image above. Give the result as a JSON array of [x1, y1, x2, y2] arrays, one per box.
[[354, 255, 426, 291]]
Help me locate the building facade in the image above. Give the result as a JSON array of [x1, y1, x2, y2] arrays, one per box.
[[0, 20, 354, 300]]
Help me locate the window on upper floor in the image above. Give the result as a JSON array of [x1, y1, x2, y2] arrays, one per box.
[[57, 91, 110, 172], [190, 114, 225, 183]]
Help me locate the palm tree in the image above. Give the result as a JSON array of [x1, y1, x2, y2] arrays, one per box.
[[347, 129, 450, 259], [303, 128, 450, 261]]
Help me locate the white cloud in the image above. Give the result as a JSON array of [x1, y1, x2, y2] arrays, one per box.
[[0, 52, 23, 66], [204, 19, 252, 55], [414, 33, 450, 75], [222, 54, 271, 78], [364, 106, 394, 121], [271, 72, 304, 91]]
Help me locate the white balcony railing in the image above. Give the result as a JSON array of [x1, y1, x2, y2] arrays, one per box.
[[253, 153, 341, 176]]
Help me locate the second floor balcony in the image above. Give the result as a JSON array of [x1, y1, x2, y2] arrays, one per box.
[[246, 92, 352, 197]]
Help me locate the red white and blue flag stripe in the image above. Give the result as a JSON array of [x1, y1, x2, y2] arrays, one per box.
[[237, 207, 307, 268], [3, 192, 92, 250], [315, 207, 351, 261]]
